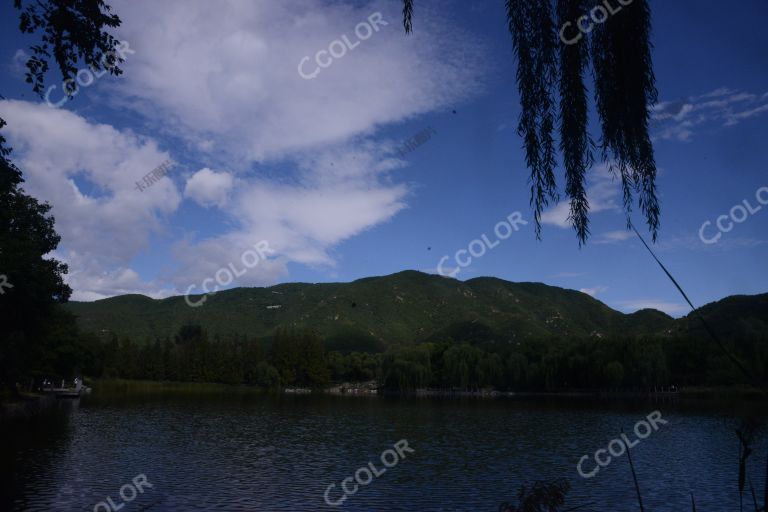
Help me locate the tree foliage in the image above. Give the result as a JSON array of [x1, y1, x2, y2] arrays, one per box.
[[1, 0, 126, 390], [12, 319, 767, 394], [403, 0, 660, 243], [271, 329, 331, 388], [0, 119, 72, 388], [13, 0, 124, 97]]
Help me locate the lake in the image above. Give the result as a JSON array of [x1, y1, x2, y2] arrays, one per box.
[[2, 392, 766, 511]]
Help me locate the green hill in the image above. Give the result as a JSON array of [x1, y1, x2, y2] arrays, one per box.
[[65, 270, 766, 347]]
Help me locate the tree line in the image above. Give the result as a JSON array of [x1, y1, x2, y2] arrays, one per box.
[[9, 311, 766, 393]]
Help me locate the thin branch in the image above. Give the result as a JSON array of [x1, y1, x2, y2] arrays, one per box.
[[402, 0, 414, 34], [629, 221, 764, 393], [622, 428, 645, 512]]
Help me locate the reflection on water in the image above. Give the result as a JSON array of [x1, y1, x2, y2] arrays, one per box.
[[2, 392, 766, 511]]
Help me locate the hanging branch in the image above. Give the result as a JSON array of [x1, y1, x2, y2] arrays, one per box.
[[400, 0, 661, 243], [507, 0, 559, 239], [14, 0, 124, 98], [591, 0, 660, 240], [402, 0, 414, 34], [556, 0, 593, 244]]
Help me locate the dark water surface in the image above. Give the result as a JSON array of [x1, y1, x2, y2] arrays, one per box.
[[2, 392, 766, 511]]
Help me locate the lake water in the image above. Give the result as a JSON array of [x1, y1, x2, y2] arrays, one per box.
[[2, 392, 766, 511]]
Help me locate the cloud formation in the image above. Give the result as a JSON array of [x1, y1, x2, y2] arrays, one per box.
[[616, 299, 688, 316], [0, 99, 181, 300], [651, 87, 768, 142], [110, 0, 485, 162], [184, 168, 234, 208], [594, 230, 634, 245], [580, 286, 608, 297], [3, 0, 487, 300]]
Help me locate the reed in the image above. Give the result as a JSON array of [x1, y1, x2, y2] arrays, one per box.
[[622, 428, 645, 512]]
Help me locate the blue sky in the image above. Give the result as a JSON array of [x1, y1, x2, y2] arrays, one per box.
[[1, 0, 766, 316]]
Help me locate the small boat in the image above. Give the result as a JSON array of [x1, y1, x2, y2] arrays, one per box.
[[46, 378, 90, 399]]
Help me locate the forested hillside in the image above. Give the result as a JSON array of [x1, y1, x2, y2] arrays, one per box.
[[67, 271, 681, 346]]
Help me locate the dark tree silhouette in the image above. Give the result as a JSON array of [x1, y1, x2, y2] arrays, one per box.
[[1, 0, 125, 389], [0, 120, 71, 389], [498, 479, 570, 512], [13, 0, 124, 97], [1, 0, 126, 146], [403, 0, 660, 244]]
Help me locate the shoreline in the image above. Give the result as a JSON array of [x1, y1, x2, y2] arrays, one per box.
[[84, 379, 768, 401], [3, 380, 764, 422], [6, 379, 764, 407]]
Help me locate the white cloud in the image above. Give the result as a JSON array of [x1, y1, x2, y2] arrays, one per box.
[[652, 87, 768, 141], [3, 0, 489, 301], [108, 0, 481, 296], [65, 266, 177, 301], [580, 286, 608, 297], [169, 144, 407, 291], [594, 230, 634, 244], [616, 299, 688, 316], [109, 0, 486, 162], [541, 163, 620, 229], [184, 168, 234, 208], [1, 100, 181, 300], [10, 49, 30, 77], [174, 144, 407, 279], [723, 103, 768, 126], [539, 202, 572, 229]]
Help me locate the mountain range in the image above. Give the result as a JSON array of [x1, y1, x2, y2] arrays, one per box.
[[65, 270, 768, 349]]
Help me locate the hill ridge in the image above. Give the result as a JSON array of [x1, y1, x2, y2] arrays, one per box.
[[65, 271, 767, 347]]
